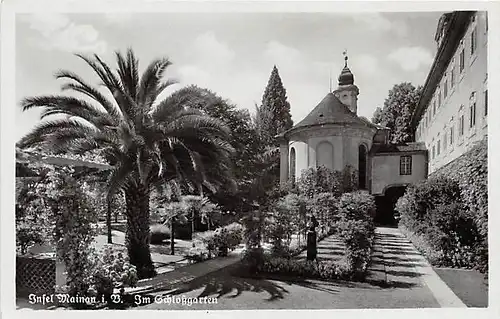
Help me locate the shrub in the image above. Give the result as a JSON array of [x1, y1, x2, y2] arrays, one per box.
[[309, 192, 338, 236], [265, 195, 302, 257], [241, 247, 266, 273], [396, 177, 461, 233], [16, 173, 57, 255], [432, 138, 487, 238], [297, 166, 340, 198], [90, 245, 139, 297], [199, 222, 244, 257], [396, 172, 487, 273], [336, 191, 376, 276], [185, 246, 210, 263], [149, 224, 171, 244]]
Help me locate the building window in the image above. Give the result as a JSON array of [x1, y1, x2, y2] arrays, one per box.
[[400, 156, 412, 175], [470, 102, 476, 127], [469, 92, 477, 128], [450, 126, 454, 145], [443, 132, 448, 150], [459, 115, 465, 135], [358, 145, 367, 189], [432, 145, 436, 160], [459, 48, 465, 73], [433, 100, 436, 115], [438, 90, 442, 108], [451, 65, 455, 87], [484, 90, 488, 116], [437, 140, 441, 156], [471, 26, 477, 55], [290, 147, 296, 181], [444, 80, 448, 98]]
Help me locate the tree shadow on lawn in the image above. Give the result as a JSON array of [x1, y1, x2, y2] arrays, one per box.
[[152, 265, 374, 303], [152, 264, 423, 304], [155, 265, 291, 302]]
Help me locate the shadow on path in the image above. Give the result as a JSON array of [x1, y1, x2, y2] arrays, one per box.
[[368, 227, 431, 289]]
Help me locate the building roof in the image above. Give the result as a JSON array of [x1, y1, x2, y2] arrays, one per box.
[[370, 142, 427, 155], [411, 11, 475, 128], [288, 93, 377, 132]]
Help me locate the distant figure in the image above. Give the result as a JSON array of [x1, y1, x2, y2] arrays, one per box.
[[306, 215, 318, 261]]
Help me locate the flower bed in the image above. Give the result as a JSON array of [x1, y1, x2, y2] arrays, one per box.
[[260, 256, 351, 280]]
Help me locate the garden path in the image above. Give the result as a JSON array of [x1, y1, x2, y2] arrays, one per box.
[[296, 235, 345, 263], [139, 227, 466, 309]]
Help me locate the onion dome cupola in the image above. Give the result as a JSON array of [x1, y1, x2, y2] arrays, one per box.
[[338, 54, 354, 86], [333, 51, 359, 114]]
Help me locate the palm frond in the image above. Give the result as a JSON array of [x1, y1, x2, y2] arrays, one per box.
[[22, 95, 114, 129], [54, 70, 121, 121], [75, 53, 136, 125], [18, 119, 100, 148], [138, 58, 173, 109]]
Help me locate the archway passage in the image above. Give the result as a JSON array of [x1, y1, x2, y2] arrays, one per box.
[[358, 145, 367, 189], [374, 185, 407, 226]]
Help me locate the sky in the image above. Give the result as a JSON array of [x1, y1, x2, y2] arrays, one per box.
[[15, 11, 445, 142]]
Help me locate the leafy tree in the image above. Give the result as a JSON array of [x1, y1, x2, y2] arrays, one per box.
[[371, 107, 384, 125], [17, 49, 234, 279], [373, 82, 422, 143], [156, 85, 261, 213]]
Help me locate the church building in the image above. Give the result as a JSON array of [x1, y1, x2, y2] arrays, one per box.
[[277, 56, 428, 223]]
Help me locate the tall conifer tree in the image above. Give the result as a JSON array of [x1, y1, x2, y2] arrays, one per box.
[[259, 66, 293, 146]]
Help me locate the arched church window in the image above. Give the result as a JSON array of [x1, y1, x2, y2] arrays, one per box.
[[290, 147, 296, 181], [358, 144, 367, 190], [316, 141, 334, 170]]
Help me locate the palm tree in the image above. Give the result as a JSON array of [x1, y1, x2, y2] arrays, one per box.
[[18, 49, 234, 279]]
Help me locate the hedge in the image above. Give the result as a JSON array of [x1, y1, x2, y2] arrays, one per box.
[[431, 137, 488, 237], [396, 143, 488, 274]]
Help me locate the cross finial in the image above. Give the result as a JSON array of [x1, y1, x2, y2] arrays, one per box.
[[343, 49, 348, 67]]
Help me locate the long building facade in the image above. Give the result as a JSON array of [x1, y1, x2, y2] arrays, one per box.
[[412, 11, 488, 174]]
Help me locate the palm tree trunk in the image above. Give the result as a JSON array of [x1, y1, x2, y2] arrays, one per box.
[[170, 219, 175, 255], [107, 197, 112, 244], [191, 208, 195, 239], [124, 185, 156, 279]]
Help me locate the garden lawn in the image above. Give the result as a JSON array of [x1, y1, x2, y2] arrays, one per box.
[[434, 268, 488, 307]]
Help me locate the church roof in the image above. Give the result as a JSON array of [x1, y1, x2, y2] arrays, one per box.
[[289, 93, 376, 131]]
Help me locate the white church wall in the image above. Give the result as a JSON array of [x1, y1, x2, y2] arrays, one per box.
[[289, 140, 308, 180], [370, 153, 427, 195], [307, 136, 343, 171]]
